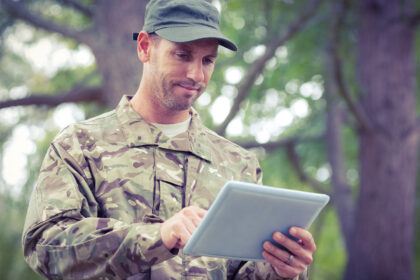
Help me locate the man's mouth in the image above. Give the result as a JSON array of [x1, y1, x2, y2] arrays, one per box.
[[176, 82, 201, 95], [178, 84, 198, 91]]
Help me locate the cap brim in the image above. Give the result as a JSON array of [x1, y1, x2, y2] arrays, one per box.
[[155, 26, 237, 51]]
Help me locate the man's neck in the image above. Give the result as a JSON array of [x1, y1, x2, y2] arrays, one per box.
[[130, 88, 190, 124]]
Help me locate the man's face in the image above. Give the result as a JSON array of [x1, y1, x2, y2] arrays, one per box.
[[146, 37, 219, 111]]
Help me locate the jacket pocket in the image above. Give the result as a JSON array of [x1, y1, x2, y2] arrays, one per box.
[[143, 214, 164, 223], [154, 150, 186, 219]]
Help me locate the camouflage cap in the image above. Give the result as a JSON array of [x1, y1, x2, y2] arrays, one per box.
[[134, 0, 237, 51]]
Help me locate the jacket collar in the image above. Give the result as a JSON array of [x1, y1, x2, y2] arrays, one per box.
[[116, 95, 212, 162]]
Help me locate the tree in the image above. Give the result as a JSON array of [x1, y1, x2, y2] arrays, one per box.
[[344, 0, 419, 279], [1, 0, 146, 108]]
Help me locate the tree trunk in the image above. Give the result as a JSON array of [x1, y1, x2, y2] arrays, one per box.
[[344, 1, 418, 279], [325, 99, 354, 252], [323, 2, 355, 249], [86, 0, 147, 107], [322, 0, 356, 252]]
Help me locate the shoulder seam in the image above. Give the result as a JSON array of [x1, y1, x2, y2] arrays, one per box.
[[77, 110, 117, 125]]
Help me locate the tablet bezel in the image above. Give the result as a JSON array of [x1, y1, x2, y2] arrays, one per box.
[[182, 180, 330, 261]]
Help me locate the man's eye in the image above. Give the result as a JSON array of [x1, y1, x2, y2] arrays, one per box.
[[176, 53, 188, 59], [204, 58, 215, 64]]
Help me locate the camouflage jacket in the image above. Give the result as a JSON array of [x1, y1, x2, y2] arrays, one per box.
[[22, 96, 308, 280]]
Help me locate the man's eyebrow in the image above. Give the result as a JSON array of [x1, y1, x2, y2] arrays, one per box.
[[204, 50, 218, 59], [208, 51, 218, 58], [174, 43, 192, 52]]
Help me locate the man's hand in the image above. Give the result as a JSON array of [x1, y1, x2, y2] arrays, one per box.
[[262, 227, 316, 278], [160, 206, 207, 250]]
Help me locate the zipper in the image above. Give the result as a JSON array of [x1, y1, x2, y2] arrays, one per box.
[[181, 155, 188, 280], [182, 155, 188, 209], [152, 147, 160, 216]]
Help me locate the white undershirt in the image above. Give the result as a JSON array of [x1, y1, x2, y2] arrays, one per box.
[[152, 117, 191, 138]]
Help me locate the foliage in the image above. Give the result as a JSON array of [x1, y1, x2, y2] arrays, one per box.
[[0, 195, 42, 280], [310, 207, 346, 280]]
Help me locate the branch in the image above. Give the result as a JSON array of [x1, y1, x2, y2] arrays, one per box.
[[0, 0, 89, 43], [237, 134, 323, 153], [0, 87, 102, 109], [215, 0, 325, 136], [54, 0, 94, 18], [329, 0, 374, 133], [238, 134, 329, 194], [285, 141, 329, 194]]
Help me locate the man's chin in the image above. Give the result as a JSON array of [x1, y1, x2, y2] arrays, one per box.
[[165, 100, 195, 111], [175, 95, 199, 110], [163, 88, 199, 111]]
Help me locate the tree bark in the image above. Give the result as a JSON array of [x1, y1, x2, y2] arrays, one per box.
[[324, 0, 355, 253], [325, 101, 354, 252], [344, 1, 418, 279], [87, 0, 146, 107]]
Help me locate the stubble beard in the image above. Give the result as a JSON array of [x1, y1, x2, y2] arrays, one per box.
[[155, 76, 203, 111], [148, 53, 204, 112]]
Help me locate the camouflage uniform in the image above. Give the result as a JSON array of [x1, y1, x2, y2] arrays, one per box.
[[23, 96, 308, 280]]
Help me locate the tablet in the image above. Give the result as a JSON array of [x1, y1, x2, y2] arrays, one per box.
[[182, 180, 330, 261]]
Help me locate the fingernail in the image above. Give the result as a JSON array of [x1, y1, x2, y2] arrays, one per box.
[[290, 227, 296, 235]]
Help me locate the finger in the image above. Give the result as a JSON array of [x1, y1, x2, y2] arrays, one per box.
[[184, 206, 207, 220], [272, 232, 312, 265], [164, 218, 193, 248], [188, 211, 204, 228], [273, 232, 306, 256], [263, 242, 290, 262], [170, 219, 194, 248], [262, 250, 300, 279], [163, 206, 207, 249], [290, 227, 316, 252], [263, 242, 307, 271], [164, 230, 178, 249], [180, 214, 198, 235], [182, 207, 206, 228], [176, 228, 192, 248], [190, 206, 208, 218]]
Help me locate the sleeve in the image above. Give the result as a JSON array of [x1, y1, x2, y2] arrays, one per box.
[[229, 261, 309, 280], [22, 132, 176, 279], [226, 154, 309, 280]]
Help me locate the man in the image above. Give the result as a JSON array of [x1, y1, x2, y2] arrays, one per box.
[[22, 0, 316, 279]]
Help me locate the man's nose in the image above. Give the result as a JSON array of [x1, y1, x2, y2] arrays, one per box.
[[186, 60, 205, 83]]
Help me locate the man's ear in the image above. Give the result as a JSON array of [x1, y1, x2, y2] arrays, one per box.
[[137, 31, 153, 63]]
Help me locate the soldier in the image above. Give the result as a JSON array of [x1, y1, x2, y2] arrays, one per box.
[[22, 0, 316, 279]]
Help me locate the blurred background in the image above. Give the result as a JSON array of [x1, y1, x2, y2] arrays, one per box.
[[0, 0, 419, 279]]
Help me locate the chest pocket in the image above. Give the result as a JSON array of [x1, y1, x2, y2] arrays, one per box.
[[153, 149, 186, 220]]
